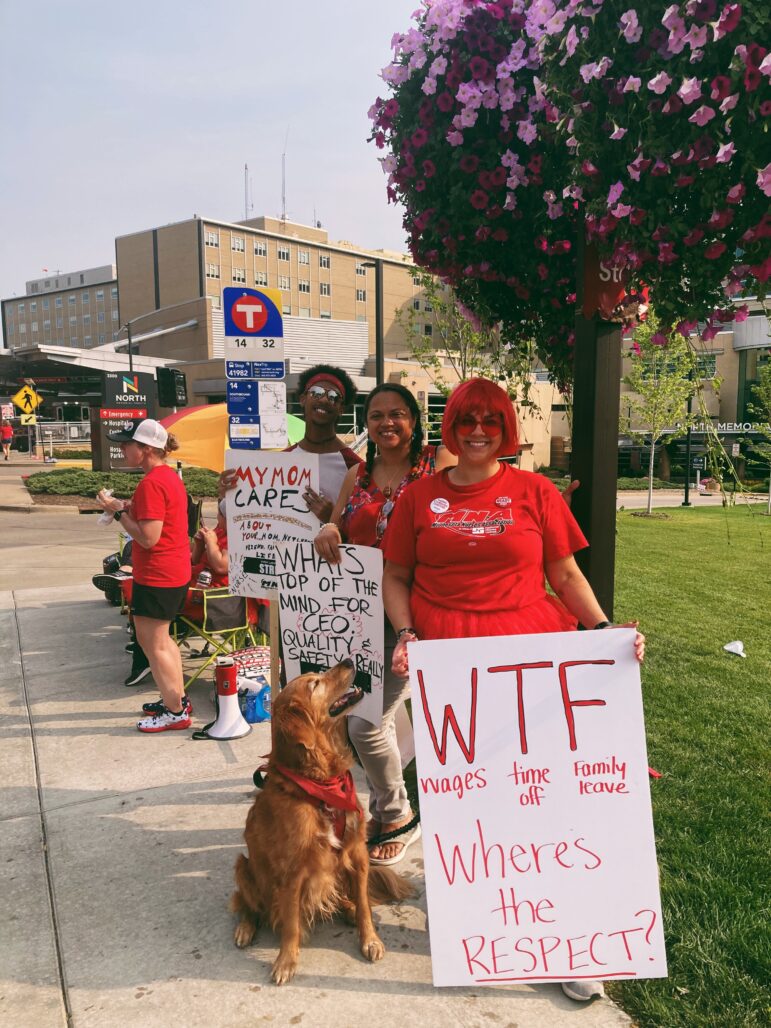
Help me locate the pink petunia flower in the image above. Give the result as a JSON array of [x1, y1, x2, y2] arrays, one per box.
[[683, 228, 705, 245], [436, 92, 455, 113], [647, 72, 672, 94], [758, 163, 771, 197], [678, 77, 703, 104], [611, 203, 634, 218], [610, 125, 628, 139], [710, 75, 732, 100], [726, 182, 746, 203], [608, 181, 625, 205], [709, 208, 734, 229], [631, 341, 642, 356], [688, 105, 715, 125], [422, 160, 436, 178], [651, 332, 668, 346], [719, 93, 739, 113], [733, 305, 749, 322], [713, 3, 742, 40], [470, 189, 489, 210], [658, 242, 678, 264], [623, 75, 642, 92], [620, 10, 643, 43], [716, 142, 736, 163], [446, 130, 463, 146]]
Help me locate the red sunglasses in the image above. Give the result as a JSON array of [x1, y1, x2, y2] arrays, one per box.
[[455, 414, 503, 437]]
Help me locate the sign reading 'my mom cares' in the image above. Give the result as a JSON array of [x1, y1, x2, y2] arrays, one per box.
[[225, 451, 319, 601], [409, 628, 667, 987]]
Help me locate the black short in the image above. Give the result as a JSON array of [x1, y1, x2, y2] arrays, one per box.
[[132, 582, 188, 621]]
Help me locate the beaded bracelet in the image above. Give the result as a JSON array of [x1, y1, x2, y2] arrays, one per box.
[[396, 627, 418, 641]]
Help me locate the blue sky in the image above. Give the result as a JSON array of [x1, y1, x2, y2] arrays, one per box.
[[0, 0, 419, 310]]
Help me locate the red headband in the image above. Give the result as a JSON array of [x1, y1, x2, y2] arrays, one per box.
[[305, 373, 346, 396]]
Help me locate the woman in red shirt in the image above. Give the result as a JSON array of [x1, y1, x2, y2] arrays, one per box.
[[1, 418, 13, 460], [98, 419, 192, 733], [382, 378, 644, 1004], [315, 384, 455, 865]]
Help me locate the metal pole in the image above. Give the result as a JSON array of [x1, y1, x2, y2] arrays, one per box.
[[682, 388, 693, 507], [375, 259, 384, 386], [127, 322, 134, 375]]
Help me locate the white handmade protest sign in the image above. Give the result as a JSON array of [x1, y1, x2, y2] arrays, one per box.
[[225, 451, 320, 600], [275, 540, 384, 726], [409, 628, 666, 987]]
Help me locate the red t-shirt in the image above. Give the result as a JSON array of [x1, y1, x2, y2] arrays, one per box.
[[1, 424, 13, 442], [383, 464, 588, 614], [129, 464, 191, 588], [190, 522, 229, 588]]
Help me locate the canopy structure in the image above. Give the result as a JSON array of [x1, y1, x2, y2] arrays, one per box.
[[160, 404, 305, 472]]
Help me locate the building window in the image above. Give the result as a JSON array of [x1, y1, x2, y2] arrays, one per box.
[[356, 314, 367, 322], [278, 245, 290, 262], [69, 316, 77, 326], [319, 253, 331, 269], [356, 288, 367, 302], [6, 323, 12, 335], [232, 236, 245, 252], [232, 267, 246, 283], [30, 301, 37, 312], [31, 321, 38, 331], [205, 230, 219, 247], [43, 319, 51, 329], [96, 290, 104, 301], [81, 292, 89, 304], [278, 275, 291, 290], [424, 324, 433, 336], [424, 301, 433, 312], [70, 337, 77, 345], [298, 250, 310, 265], [42, 298, 49, 310], [282, 303, 291, 315], [254, 240, 267, 256], [83, 314, 91, 325], [56, 317, 63, 329], [210, 294, 221, 309], [255, 270, 268, 286], [413, 274, 421, 285], [99, 334, 105, 344], [206, 263, 220, 279], [356, 263, 367, 276], [320, 310, 331, 319], [111, 286, 118, 299], [413, 299, 421, 311], [299, 307, 311, 318], [320, 282, 331, 297], [298, 280, 310, 294], [19, 324, 26, 333], [84, 335, 92, 346], [17, 303, 24, 312], [111, 310, 119, 321], [68, 295, 76, 306], [97, 312, 105, 323], [55, 297, 62, 308]]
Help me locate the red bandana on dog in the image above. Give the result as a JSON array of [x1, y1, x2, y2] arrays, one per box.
[[270, 765, 360, 842]]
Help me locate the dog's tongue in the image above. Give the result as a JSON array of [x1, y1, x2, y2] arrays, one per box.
[[329, 687, 363, 717]]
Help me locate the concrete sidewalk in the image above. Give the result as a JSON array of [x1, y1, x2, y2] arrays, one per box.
[[0, 582, 632, 1028]]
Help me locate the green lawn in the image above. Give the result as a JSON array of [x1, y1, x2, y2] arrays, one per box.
[[609, 505, 770, 1027]]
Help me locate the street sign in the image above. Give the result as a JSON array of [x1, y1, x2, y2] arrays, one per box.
[[224, 287, 284, 337], [731, 443, 741, 457], [225, 360, 286, 380], [692, 456, 706, 469], [20, 413, 37, 426], [12, 385, 42, 413], [1, 403, 13, 419]]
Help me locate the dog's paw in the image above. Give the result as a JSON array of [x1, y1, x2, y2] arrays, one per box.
[[361, 935, 386, 963], [233, 920, 256, 949], [271, 954, 298, 985]]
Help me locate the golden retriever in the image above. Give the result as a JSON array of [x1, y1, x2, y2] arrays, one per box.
[[231, 658, 413, 984]]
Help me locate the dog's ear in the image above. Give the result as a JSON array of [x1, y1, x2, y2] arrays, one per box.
[[272, 699, 320, 767]]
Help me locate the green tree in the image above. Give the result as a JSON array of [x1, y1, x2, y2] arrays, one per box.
[[394, 272, 539, 412], [746, 361, 771, 515], [622, 315, 698, 515]]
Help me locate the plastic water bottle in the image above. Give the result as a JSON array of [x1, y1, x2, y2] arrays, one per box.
[[257, 684, 271, 721], [97, 490, 115, 526]]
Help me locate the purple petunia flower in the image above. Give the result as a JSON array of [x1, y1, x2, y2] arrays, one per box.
[[704, 241, 727, 259], [647, 72, 672, 94], [470, 189, 489, 210]]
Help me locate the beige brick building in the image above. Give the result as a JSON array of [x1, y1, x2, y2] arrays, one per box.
[[2, 265, 119, 352]]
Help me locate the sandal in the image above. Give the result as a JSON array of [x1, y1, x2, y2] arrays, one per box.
[[369, 823, 422, 866]]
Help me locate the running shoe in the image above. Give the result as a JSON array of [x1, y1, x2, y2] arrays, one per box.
[[136, 705, 192, 733]]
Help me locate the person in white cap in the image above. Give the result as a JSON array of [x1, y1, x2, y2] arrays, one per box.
[[98, 419, 192, 732]]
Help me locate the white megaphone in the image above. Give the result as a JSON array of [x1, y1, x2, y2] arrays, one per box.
[[723, 640, 746, 658], [192, 656, 251, 740]]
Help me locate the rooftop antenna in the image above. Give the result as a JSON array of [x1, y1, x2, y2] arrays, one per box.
[[281, 128, 290, 224], [244, 163, 249, 220]]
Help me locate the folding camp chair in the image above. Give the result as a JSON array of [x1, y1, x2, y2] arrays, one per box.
[[173, 588, 265, 689]]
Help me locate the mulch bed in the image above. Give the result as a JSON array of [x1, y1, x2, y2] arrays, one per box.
[[30, 493, 104, 511]]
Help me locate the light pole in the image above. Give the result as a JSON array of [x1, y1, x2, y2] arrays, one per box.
[[682, 367, 694, 506], [119, 321, 135, 374], [361, 259, 384, 385]]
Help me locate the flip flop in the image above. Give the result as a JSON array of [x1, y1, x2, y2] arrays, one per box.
[[368, 823, 422, 866]]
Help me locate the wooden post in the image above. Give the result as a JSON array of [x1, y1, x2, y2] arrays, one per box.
[[269, 599, 281, 695], [571, 228, 622, 620]]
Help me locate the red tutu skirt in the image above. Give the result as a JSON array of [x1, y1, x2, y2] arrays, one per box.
[[412, 591, 577, 641]]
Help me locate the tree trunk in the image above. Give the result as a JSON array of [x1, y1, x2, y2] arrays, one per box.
[[647, 440, 655, 515]]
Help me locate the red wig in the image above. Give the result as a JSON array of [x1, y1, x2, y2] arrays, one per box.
[[441, 378, 519, 457]]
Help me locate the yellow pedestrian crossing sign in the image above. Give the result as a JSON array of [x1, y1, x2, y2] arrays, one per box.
[[12, 385, 42, 413], [20, 413, 37, 426]]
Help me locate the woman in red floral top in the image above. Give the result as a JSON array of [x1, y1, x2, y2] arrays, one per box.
[[315, 384, 454, 864]]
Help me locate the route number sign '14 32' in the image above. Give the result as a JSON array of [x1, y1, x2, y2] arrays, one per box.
[[223, 287, 285, 363]]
